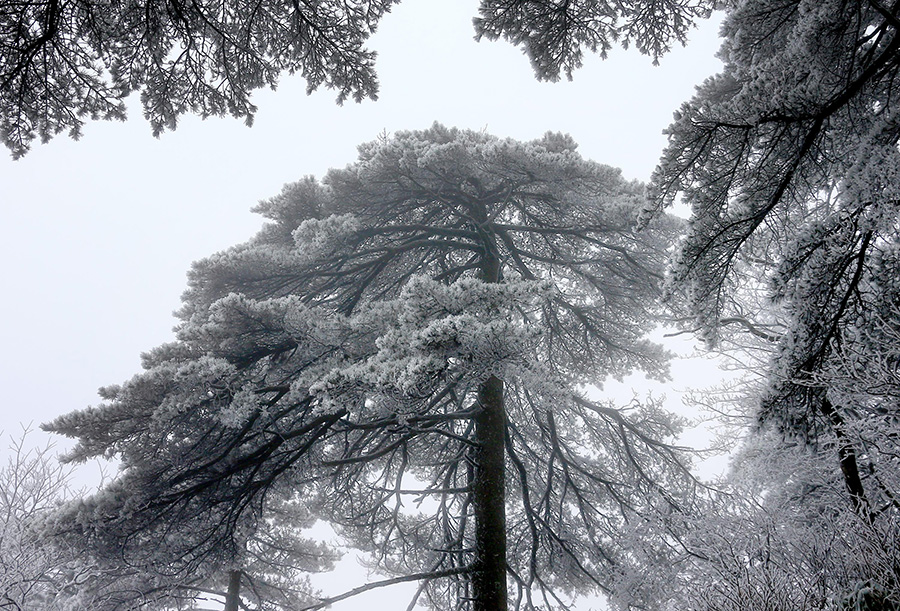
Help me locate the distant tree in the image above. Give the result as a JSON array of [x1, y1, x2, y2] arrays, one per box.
[[47, 125, 692, 611], [49, 457, 338, 610], [644, 0, 900, 523], [0, 427, 82, 610], [0, 427, 333, 610], [1, 0, 716, 158], [612, 431, 900, 611]]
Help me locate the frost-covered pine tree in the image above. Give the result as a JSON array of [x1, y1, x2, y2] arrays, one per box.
[[634, 2, 900, 608], [46, 124, 690, 611], [612, 427, 900, 611], [644, 0, 900, 522]]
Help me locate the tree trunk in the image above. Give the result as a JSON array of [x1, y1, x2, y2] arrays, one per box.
[[470, 236, 508, 611], [224, 570, 241, 611], [472, 374, 508, 611], [821, 397, 871, 521]]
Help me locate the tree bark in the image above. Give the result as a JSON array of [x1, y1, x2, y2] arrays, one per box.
[[820, 397, 871, 521], [472, 374, 508, 611], [224, 570, 241, 611], [470, 232, 508, 611]]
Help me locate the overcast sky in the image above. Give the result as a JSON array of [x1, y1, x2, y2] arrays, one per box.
[[0, 1, 725, 608]]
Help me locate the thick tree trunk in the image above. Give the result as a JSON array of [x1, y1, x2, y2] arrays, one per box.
[[224, 570, 241, 611], [470, 237, 508, 611], [472, 374, 508, 611]]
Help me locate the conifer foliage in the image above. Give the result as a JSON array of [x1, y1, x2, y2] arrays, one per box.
[[635, 1, 900, 608], [646, 0, 900, 518], [46, 125, 689, 610], [0, 0, 715, 158], [0, 0, 400, 157]]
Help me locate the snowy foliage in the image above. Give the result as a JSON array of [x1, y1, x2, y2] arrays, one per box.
[[45, 125, 689, 610], [1, 0, 718, 157], [645, 0, 900, 517], [0, 0, 399, 157], [635, 3, 900, 607], [475, 0, 716, 79], [612, 432, 900, 611], [0, 429, 83, 610]]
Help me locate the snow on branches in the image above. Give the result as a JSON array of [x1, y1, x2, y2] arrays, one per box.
[[44, 125, 689, 610], [643, 0, 900, 546]]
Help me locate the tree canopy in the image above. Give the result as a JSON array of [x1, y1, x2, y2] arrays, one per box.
[[45, 125, 691, 610], [1, 0, 715, 158], [0, 429, 81, 610], [615, 428, 900, 611], [631, 1, 900, 607], [644, 0, 900, 516]]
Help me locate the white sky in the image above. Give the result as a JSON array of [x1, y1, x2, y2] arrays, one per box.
[[0, 1, 726, 608]]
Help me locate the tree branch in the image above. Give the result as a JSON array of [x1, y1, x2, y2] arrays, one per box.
[[297, 566, 472, 611]]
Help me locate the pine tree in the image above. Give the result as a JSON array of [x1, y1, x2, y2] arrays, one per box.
[[47, 125, 691, 610], [645, 0, 900, 522]]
